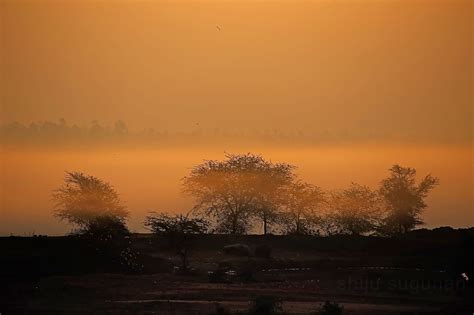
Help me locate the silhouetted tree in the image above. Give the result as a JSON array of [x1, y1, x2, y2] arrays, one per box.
[[327, 183, 382, 235], [379, 165, 439, 235], [252, 162, 295, 234], [281, 181, 325, 235], [144, 212, 208, 271], [183, 153, 294, 234], [52, 172, 134, 271], [52, 172, 128, 236]]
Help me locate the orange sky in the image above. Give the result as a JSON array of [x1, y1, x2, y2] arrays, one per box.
[[1, 0, 472, 140], [0, 0, 472, 234]]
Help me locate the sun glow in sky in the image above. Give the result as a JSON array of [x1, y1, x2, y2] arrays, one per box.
[[0, 0, 472, 234]]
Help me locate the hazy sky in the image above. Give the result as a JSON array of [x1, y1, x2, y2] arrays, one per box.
[[1, 0, 472, 141], [0, 0, 472, 235]]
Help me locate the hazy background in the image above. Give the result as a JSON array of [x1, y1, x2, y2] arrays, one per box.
[[1, 0, 472, 235]]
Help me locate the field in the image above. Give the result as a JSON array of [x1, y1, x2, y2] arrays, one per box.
[[2, 229, 473, 314]]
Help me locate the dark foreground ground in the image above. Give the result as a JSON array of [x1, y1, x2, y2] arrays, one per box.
[[1, 227, 473, 314]]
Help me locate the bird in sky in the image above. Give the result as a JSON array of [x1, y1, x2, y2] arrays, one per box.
[[216, 25, 221, 31]]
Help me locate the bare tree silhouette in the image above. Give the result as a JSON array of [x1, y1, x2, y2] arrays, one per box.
[[144, 212, 208, 271]]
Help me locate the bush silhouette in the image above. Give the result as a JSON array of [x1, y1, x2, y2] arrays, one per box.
[[314, 301, 344, 315]]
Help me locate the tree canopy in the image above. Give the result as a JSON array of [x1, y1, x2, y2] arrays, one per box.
[[52, 172, 128, 234], [51, 160, 440, 238], [379, 165, 439, 234], [281, 181, 325, 235], [328, 183, 382, 235], [183, 153, 295, 234]]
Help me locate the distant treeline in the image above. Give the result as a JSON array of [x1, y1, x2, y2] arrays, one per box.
[[0, 119, 457, 146]]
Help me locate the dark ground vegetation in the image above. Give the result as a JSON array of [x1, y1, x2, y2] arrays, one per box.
[[1, 228, 473, 314]]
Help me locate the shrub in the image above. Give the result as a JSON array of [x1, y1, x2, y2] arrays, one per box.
[[144, 212, 208, 271], [77, 216, 130, 242], [314, 301, 344, 315]]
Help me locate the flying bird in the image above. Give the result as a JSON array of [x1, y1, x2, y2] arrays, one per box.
[[216, 25, 221, 31]]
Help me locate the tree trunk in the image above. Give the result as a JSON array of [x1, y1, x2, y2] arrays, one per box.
[[232, 216, 238, 235], [263, 212, 268, 235], [180, 248, 188, 271]]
